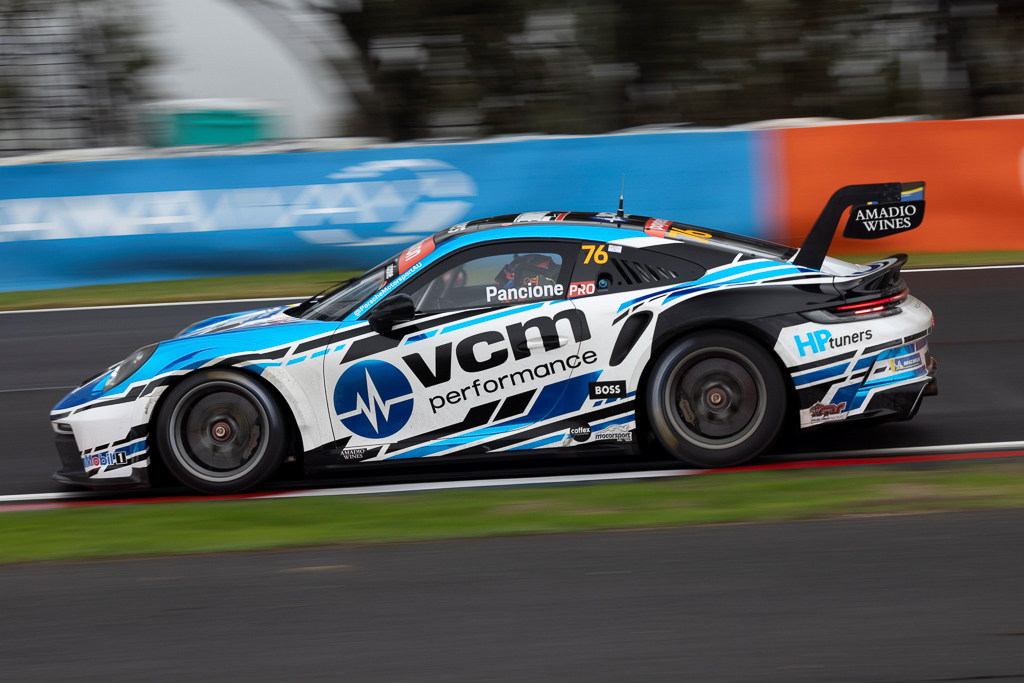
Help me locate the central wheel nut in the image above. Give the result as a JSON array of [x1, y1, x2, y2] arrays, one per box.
[[211, 421, 232, 441], [707, 389, 726, 407]]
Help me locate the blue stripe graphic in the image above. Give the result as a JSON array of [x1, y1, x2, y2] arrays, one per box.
[[793, 362, 850, 387], [439, 303, 545, 335]]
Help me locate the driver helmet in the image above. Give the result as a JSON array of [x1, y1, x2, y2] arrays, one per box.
[[494, 253, 560, 290]]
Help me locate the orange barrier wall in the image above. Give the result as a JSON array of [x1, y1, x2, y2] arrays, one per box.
[[777, 119, 1024, 254]]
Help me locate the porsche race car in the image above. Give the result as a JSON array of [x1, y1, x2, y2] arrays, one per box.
[[51, 181, 937, 493]]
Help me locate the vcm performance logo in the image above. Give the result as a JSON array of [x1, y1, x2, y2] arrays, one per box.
[[334, 360, 414, 439]]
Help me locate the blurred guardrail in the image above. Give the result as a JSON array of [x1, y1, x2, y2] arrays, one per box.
[[0, 117, 1022, 292]]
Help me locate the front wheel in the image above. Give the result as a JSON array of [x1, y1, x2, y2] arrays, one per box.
[[645, 330, 786, 468], [155, 370, 290, 494]]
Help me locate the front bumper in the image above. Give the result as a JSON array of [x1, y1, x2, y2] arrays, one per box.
[[50, 377, 160, 490], [52, 433, 151, 490]]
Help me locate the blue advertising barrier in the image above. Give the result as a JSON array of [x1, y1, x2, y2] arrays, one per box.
[[0, 131, 771, 291]]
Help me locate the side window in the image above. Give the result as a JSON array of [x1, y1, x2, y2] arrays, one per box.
[[405, 243, 572, 313], [568, 242, 704, 298]]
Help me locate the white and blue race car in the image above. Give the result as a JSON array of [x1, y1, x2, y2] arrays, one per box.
[[51, 182, 937, 493]]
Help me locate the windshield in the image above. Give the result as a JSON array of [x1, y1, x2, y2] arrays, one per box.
[[287, 267, 388, 321]]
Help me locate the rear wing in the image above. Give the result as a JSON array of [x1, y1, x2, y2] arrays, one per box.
[[792, 182, 925, 270]]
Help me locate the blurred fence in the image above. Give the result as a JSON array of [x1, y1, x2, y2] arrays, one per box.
[[0, 1, 149, 156], [0, 117, 1022, 292], [778, 118, 1024, 255], [0, 131, 764, 291]]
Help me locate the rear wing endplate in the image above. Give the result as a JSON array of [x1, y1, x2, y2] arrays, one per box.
[[792, 182, 925, 270]]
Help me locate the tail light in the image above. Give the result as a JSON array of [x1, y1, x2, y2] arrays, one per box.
[[803, 287, 909, 324], [834, 288, 909, 316]]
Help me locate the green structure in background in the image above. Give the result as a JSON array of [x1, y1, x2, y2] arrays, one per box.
[[144, 100, 280, 146]]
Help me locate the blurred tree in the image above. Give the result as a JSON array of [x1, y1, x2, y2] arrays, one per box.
[[316, 0, 1024, 139], [0, 0, 156, 155]]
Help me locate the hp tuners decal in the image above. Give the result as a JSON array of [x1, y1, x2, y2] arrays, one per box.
[[794, 329, 873, 357], [335, 360, 414, 439]]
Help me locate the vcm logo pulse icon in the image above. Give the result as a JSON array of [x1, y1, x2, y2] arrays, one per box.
[[794, 329, 873, 357], [335, 360, 414, 439]]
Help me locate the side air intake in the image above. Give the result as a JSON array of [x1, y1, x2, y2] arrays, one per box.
[[611, 258, 679, 286]]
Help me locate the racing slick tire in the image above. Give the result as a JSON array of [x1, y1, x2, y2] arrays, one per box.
[[155, 370, 290, 494], [645, 330, 786, 468]]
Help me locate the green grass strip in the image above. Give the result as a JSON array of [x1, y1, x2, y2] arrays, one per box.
[[4, 460, 1024, 565], [1, 250, 1021, 312], [0, 270, 360, 312]]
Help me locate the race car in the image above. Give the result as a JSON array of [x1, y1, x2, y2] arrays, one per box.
[[51, 181, 937, 494]]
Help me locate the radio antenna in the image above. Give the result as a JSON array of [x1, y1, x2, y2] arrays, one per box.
[[616, 174, 625, 218]]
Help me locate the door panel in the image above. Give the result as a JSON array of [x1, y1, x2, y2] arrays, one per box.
[[560, 239, 706, 444], [323, 241, 597, 460]]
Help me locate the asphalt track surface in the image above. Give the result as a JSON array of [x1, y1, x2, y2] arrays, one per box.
[[2, 267, 1023, 497], [2, 269, 1024, 682], [3, 509, 1024, 681]]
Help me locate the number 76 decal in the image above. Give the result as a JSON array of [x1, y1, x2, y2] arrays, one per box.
[[581, 244, 608, 264]]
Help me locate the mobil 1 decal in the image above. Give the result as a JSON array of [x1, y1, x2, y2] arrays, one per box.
[[844, 201, 924, 239]]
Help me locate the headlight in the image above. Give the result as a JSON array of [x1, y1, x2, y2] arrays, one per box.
[[103, 344, 158, 392]]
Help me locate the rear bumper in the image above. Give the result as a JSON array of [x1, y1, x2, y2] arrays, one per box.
[[802, 355, 937, 429], [856, 356, 938, 423]]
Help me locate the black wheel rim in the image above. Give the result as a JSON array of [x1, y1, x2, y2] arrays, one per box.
[[168, 382, 269, 482], [662, 347, 767, 450]]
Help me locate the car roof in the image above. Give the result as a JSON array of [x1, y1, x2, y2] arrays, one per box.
[[432, 211, 797, 263]]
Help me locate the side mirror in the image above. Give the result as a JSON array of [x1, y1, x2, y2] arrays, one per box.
[[367, 294, 416, 335]]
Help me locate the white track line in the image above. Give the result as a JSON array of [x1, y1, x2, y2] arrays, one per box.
[[0, 263, 1020, 315], [0, 491, 101, 503], [789, 440, 1024, 459], [0, 386, 77, 394], [269, 469, 703, 500], [4, 439, 1024, 506], [905, 264, 1024, 273], [0, 296, 306, 315]]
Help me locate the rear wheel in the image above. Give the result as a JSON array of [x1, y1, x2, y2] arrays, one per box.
[[155, 370, 289, 494], [645, 330, 786, 468]]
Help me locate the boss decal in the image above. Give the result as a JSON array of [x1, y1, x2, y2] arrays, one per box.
[[334, 360, 414, 438], [588, 381, 626, 399]]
